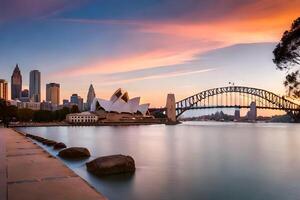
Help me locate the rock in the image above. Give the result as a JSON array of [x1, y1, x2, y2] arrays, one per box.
[[43, 140, 57, 146], [33, 136, 46, 142], [58, 147, 90, 159], [86, 154, 135, 176], [53, 142, 67, 150]]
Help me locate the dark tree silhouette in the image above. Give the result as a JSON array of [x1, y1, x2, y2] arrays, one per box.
[[71, 105, 79, 113], [273, 17, 300, 97], [0, 99, 18, 127]]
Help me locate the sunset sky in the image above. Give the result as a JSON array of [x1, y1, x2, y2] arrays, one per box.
[[0, 0, 300, 115]]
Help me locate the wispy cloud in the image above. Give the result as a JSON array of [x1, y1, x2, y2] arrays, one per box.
[[98, 68, 216, 85], [55, 41, 221, 77], [0, 0, 87, 22]]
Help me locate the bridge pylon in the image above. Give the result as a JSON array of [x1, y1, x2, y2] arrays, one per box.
[[166, 94, 177, 124]]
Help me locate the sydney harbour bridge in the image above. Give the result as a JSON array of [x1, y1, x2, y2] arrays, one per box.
[[150, 86, 300, 120]]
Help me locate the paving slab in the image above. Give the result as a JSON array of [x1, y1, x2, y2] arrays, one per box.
[[8, 177, 104, 200], [0, 128, 107, 200], [7, 154, 76, 182], [0, 128, 7, 200]]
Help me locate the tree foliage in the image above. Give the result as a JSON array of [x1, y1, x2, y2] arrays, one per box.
[[71, 105, 79, 113], [273, 17, 300, 97], [0, 99, 18, 127], [0, 99, 71, 125], [18, 108, 34, 122]]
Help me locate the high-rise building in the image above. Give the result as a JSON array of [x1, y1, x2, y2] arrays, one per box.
[[70, 94, 79, 104], [20, 89, 30, 102], [11, 64, 22, 100], [46, 83, 60, 105], [29, 70, 41, 102], [70, 94, 84, 111], [86, 84, 96, 111], [78, 96, 84, 111], [0, 79, 8, 100], [63, 99, 69, 105]]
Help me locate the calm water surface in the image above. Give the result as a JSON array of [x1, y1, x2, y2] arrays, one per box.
[[19, 122, 300, 200]]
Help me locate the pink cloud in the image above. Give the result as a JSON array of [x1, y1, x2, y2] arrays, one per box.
[[53, 0, 300, 78]]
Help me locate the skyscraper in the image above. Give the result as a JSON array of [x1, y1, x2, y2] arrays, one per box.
[[20, 89, 30, 102], [46, 83, 60, 105], [0, 79, 8, 100], [86, 84, 96, 110], [70, 94, 84, 111], [29, 70, 41, 102], [70, 94, 79, 104], [11, 64, 22, 100]]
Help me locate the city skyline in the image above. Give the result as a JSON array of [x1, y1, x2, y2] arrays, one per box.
[[0, 1, 300, 113]]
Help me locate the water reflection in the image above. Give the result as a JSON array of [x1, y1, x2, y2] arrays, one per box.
[[19, 122, 300, 200]]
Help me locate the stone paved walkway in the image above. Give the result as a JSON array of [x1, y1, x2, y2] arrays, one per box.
[[0, 128, 107, 200]]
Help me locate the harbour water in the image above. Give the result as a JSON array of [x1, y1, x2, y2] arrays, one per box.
[[19, 122, 300, 200]]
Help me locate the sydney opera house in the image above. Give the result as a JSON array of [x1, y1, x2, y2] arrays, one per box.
[[90, 88, 150, 117]]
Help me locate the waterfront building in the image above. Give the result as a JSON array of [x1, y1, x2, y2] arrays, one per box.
[[29, 70, 41, 102], [11, 64, 22, 100], [46, 83, 60, 105], [40, 101, 53, 111], [66, 112, 99, 124], [86, 84, 96, 111], [9, 100, 41, 110], [0, 79, 8, 100], [90, 88, 150, 116], [24, 102, 41, 110], [20, 89, 30, 102]]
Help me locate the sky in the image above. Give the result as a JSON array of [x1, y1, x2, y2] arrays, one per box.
[[0, 0, 300, 116]]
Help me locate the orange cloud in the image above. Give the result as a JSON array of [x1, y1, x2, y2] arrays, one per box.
[[58, 42, 220, 77], [55, 0, 300, 79]]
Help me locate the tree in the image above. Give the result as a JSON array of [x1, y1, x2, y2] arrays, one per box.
[[0, 99, 18, 127], [71, 105, 79, 113], [18, 108, 34, 122], [273, 17, 300, 97], [33, 110, 53, 122], [52, 107, 70, 121]]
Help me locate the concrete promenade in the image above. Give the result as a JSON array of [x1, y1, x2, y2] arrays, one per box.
[[0, 128, 107, 200]]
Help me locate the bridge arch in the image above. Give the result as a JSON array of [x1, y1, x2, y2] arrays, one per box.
[[176, 86, 300, 117]]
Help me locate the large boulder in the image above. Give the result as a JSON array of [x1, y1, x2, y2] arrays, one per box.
[[58, 147, 90, 159], [53, 142, 67, 150], [86, 155, 135, 176]]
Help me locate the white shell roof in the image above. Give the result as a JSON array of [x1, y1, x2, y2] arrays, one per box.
[[90, 90, 149, 115]]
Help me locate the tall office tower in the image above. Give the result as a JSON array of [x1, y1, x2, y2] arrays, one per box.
[[29, 70, 41, 102], [78, 96, 84, 111], [86, 84, 96, 110], [0, 79, 8, 100], [11, 64, 22, 100], [46, 83, 60, 105]]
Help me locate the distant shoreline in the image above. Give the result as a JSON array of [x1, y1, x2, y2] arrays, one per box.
[[8, 120, 167, 127]]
